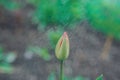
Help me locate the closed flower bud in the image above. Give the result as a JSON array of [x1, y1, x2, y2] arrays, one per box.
[[55, 32, 69, 60]]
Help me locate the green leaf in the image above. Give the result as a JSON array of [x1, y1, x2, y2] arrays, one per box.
[[0, 46, 14, 73], [96, 75, 103, 80], [0, 63, 13, 73], [27, 0, 83, 29], [64, 76, 72, 80], [28, 46, 51, 61], [0, 47, 4, 60], [0, 46, 3, 54], [74, 76, 89, 80], [47, 30, 63, 48], [48, 72, 56, 80], [4, 52, 16, 63], [40, 48, 51, 61], [0, 0, 20, 10], [85, 0, 120, 40]]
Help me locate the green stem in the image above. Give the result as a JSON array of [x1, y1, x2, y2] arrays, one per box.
[[60, 60, 64, 80]]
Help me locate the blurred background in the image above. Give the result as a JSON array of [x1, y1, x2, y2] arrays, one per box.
[[0, 0, 120, 80]]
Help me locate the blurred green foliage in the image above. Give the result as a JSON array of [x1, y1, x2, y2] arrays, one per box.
[[0, 46, 16, 73], [27, 0, 84, 29], [48, 72, 103, 80], [47, 72, 89, 80], [0, 0, 20, 10], [47, 29, 63, 49], [1, 0, 120, 40], [27, 46, 51, 61], [48, 72, 56, 80], [85, 0, 120, 39], [96, 74, 103, 80]]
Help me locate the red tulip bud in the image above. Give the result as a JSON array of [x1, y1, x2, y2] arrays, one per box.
[[55, 32, 70, 60]]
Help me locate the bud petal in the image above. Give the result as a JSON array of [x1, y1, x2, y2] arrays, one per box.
[[55, 32, 69, 60]]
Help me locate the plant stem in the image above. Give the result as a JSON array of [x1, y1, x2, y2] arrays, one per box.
[[60, 60, 64, 80]]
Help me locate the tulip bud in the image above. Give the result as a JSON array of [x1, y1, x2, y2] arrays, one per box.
[[55, 32, 69, 60]]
